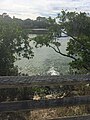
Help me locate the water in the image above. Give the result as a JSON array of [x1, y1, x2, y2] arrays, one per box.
[[15, 34, 72, 76]]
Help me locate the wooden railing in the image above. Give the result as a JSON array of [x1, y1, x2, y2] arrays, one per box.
[[0, 74, 90, 120]]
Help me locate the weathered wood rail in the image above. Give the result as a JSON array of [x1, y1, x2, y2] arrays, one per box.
[[0, 74, 90, 120], [0, 95, 90, 112], [0, 74, 90, 88]]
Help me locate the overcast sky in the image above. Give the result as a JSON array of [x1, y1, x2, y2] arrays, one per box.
[[0, 0, 90, 20]]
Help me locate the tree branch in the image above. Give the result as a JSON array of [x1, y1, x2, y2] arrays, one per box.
[[48, 44, 77, 60]]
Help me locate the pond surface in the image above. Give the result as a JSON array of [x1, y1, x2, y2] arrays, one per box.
[[15, 34, 72, 76]]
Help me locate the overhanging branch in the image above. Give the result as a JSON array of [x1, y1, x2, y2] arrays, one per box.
[[48, 44, 76, 60]]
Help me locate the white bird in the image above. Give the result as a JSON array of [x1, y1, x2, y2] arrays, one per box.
[[47, 67, 59, 75]]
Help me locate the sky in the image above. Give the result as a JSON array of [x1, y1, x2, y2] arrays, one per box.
[[0, 0, 90, 20]]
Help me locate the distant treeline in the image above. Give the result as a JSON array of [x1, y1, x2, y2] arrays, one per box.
[[0, 13, 49, 31]]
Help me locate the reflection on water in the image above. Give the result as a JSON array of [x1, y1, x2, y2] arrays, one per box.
[[15, 34, 72, 75]]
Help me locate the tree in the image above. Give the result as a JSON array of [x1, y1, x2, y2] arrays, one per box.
[[33, 11, 90, 73], [0, 20, 34, 76]]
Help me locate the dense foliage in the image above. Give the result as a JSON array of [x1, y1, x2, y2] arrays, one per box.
[[60, 11, 90, 73], [0, 20, 34, 75]]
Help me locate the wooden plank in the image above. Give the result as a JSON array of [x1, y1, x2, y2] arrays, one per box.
[[49, 114, 90, 120], [0, 95, 90, 112], [0, 74, 90, 88]]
